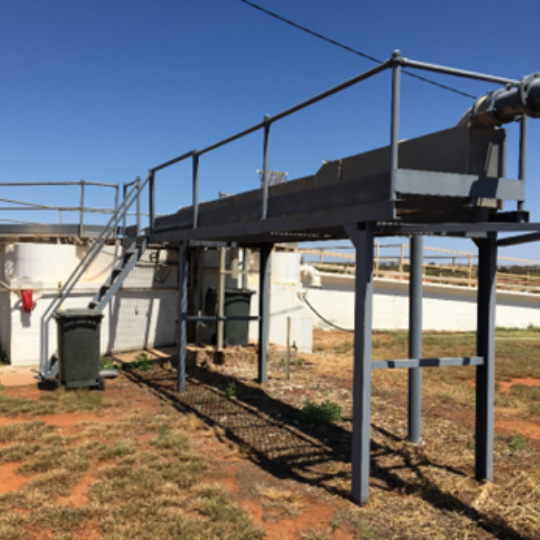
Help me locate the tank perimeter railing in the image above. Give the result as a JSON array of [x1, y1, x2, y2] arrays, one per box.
[[39, 51, 529, 374], [140, 50, 526, 236], [0, 180, 121, 237]]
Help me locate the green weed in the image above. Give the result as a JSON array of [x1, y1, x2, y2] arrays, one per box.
[[302, 399, 342, 425]]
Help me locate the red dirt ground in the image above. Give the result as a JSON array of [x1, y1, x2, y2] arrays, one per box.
[[0, 462, 31, 495]]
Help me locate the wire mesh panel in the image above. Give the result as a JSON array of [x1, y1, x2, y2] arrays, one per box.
[[258, 170, 288, 187]]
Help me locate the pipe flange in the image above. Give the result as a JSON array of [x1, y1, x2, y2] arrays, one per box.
[[519, 72, 540, 118]]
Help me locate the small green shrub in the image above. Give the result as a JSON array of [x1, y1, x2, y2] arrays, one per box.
[[302, 399, 342, 425], [128, 353, 153, 371], [225, 382, 236, 399], [508, 435, 528, 452], [100, 357, 121, 370], [529, 403, 540, 417]]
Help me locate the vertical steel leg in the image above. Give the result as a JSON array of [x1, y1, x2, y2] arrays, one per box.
[[257, 244, 273, 383], [345, 223, 374, 505], [177, 241, 189, 393], [475, 233, 497, 481], [408, 235, 423, 443]]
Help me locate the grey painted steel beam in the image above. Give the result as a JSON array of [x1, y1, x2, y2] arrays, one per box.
[[408, 235, 423, 443], [396, 170, 526, 200], [475, 234, 497, 482], [372, 356, 484, 369], [177, 241, 189, 393], [497, 232, 540, 247], [345, 222, 374, 506], [185, 315, 260, 322], [376, 222, 540, 235], [257, 244, 273, 384], [149, 200, 395, 244]]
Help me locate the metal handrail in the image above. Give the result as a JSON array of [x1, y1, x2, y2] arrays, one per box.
[[40, 175, 150, 375], [144, 52, 526, 234], [0, 180, 120, 234]]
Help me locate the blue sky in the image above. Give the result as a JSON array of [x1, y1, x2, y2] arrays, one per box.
[[0, 0, 539, 261]]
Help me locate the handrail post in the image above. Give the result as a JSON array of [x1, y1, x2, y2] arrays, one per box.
[[518, 115, 528, 212], [114, 184, 119, 239], [192, 151, 199, 229], [149, 171, 155, 233], [390, 50, 402, 201], [261, 114, 271, 219], [79, 180, 85, 237], [136, 176, 141, 236], [122, 183, 128, 237]]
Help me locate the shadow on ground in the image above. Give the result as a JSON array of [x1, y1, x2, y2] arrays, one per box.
[[124, 362, 529, 540]]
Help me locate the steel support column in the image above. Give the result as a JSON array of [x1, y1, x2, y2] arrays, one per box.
[[177, 241, 189, 393], [475, 233, 497, 481], [408, 235, 423, 443], [257, 243, 273, 383], [345, 223, 374, 505]]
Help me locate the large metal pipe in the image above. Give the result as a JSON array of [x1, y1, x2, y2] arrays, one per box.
[[461, 72, 540, 127]]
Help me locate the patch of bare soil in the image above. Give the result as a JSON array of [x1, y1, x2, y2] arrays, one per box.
[[57, 471, 95, 507], [0, 462, 31, 494], [497, 377, 540, 393]]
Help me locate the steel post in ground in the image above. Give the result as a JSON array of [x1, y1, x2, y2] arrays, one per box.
[[475, 233, 497, 481], [408, 235, 423, 443], [177, 241, 189, 393], [217, 247, 226, 351], [257, 243, 273, 383], [345, 222, 374, 505]]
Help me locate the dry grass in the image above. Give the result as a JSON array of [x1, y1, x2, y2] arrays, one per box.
[[0, 404, 264, 540], [0, 388, 120, 417]]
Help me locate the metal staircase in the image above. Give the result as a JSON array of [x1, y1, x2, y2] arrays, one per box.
[[39, 176, 150, 379], [88, 238, 148, 311]]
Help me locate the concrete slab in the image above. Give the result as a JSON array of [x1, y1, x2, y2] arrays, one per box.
[[0, 365, 39, 387]]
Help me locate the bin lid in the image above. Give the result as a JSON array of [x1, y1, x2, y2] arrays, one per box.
[[53, 309, 104, 320], [224, 288, 256, 295]]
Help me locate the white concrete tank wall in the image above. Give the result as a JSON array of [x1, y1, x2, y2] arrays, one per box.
[[248, 251, 313, 353], [2, 242, 178, 366], [305, 272, 540, 331]]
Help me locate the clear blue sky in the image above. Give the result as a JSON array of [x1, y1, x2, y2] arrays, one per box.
[[0, 0, 538, 261]]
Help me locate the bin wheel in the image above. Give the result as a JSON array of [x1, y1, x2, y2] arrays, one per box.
[[37, 379, 59, 391], [97, 377, 105, 391]]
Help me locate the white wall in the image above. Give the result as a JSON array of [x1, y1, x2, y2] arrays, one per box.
[[305, 273, 540, 331], [1, 242, 178, 367], [247, 251, 313, 353]]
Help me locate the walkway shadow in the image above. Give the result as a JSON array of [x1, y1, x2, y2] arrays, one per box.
[[124, 362, 529, 540]]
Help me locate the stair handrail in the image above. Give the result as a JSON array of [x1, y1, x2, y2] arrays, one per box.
[[39, 173, 150, 376]]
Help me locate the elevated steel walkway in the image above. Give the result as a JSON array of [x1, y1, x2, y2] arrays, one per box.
[[28, 51, 540, 505]]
